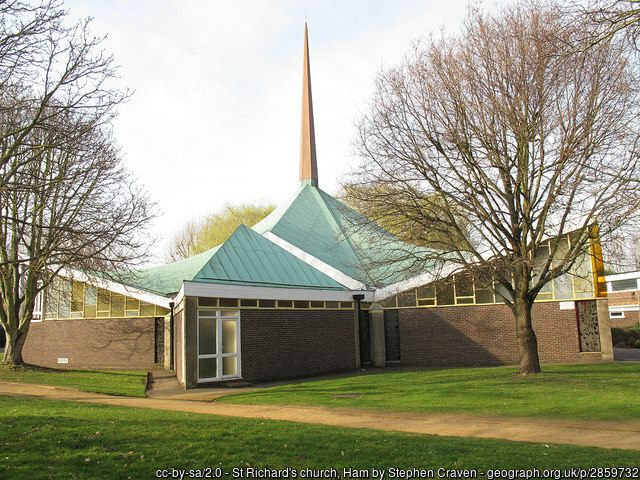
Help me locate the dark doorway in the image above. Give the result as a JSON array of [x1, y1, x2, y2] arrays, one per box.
[[384, 309, 401, 362], [359, 309, 371, 366], [155, 318, 165, 364]]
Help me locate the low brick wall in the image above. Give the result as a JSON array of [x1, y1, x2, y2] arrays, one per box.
[[239, 309, 356, 383], [23, 317, 157, 370], [397, 302, 602, 367]]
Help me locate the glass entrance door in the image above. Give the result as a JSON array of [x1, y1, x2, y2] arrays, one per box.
[[197, 309, 240, 381]]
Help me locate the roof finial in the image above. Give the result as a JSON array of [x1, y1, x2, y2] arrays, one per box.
[[299, 23, 318, 187]]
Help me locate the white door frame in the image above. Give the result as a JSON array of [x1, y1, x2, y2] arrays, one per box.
[[196, 308, 241, 382]]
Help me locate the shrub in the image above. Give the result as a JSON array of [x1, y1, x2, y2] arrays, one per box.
[[611, 323, 640, 347], [612, 327, 627, 345]]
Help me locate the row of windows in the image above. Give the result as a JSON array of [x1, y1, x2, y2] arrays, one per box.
[[44, 277, 170, 320], [197, 297, 354, 310], [41, 280, 356, 321], [374, 246, 598, 309]]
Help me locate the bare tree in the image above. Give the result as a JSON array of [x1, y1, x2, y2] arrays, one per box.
[[165, 217, 203, 262], [340, 184, 469, 248], [580, 0, 640, 48], [602, 232, 640, 271], [0, 0, 127, 189], [0, 110, 153, 365], [350, 1, 640, 374], [577, 1, 640, 272], [0, 1, 153, 365]]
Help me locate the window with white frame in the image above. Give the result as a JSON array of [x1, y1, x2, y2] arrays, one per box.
[[610, 278, 639, 292]]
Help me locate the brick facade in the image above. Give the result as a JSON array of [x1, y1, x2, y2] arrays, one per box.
[[607, 290, 640, 328], [396, 302, 606, 367], [23, 317, 158, 370], [21, 297, 611, 384], [238, 309, 356, 383], [608, 290, 639, 307], [610, 310, 639, 328]]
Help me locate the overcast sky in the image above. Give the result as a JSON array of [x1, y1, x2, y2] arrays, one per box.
[[63, 0, 477, 264]]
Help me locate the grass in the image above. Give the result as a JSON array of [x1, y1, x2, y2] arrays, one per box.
[[0, 356, 147, 397], [220, 363, 640, 421], [1, 396, 638, 479]]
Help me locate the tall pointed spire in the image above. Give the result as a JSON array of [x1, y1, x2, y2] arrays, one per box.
[[299, 23, 318, 187]]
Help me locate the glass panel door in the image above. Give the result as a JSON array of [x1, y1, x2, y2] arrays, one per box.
[[197, 309, 240, 381], [221, 319, 238, 376]]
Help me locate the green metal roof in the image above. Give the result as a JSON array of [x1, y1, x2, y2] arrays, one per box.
[[192, 224, 347, 290], [252, 184, 426, 287], [121, 184, 439, 298], [122, 245, 222, 296], [123, 223, 347, 296]]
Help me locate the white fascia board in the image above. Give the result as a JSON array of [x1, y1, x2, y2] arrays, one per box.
[[608, 304, 640, 312], [173, 283, 185, 311], [605, 271, 640, 282], [182, 281, 374, 302], [60, 268, 172, 309], [374, 263, 458, 302], [261, 231, 367, 290]]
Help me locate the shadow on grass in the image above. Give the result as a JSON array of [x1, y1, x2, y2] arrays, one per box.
[[0, 362, 144, 377], [1, 395, 638, 480]]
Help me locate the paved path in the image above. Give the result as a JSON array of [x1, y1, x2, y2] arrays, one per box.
[[614, 347, 640, 362], [1, 380, 640, 451]]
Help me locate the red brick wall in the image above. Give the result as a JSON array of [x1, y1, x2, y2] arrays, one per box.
[[174, 309, 184, 385], [607, 290, 640, 328], [610, 310, 639, 328], [239, 309, 356, 383], [608, 290, 639, 307], [23, 317, 157, 370], [397, 302, 601, 367]]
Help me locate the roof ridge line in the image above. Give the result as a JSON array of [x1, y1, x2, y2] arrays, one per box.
[[252, 184, 305, 234], [261, 230, 368, 290], [313, 187, 376, 285], [194, 222, 347, 290]]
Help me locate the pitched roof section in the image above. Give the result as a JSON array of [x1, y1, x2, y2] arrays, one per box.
[[123, 246, 222, 296], [192, 224, 346, 290], [252, 184, 419, 287], [122, 224, 348, 296]]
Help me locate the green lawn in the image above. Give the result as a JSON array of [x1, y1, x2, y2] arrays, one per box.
[[0, 360, 147, 397], [220, 364, 640, 421], [1, 396, 637, 480]]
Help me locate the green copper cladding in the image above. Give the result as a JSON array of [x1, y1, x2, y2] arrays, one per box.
[[120, 223, 347, 296], [192, 224, 346, 289], [299, 178, 318, 187], [252, 184, 433, 287]]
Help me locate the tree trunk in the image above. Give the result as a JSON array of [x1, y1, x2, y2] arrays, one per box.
[[514, 296, 541, 375], [1, 327, 27, 365]]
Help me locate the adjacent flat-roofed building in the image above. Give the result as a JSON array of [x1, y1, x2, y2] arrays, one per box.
[[606, 271, 640, 328]]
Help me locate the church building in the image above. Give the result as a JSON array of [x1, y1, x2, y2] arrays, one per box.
[[23, 26, 613, 388]]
